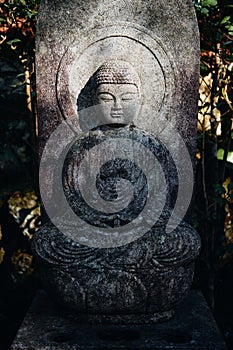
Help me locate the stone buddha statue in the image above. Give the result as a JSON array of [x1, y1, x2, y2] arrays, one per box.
[[92, 60, 141, 126], [32, 60, 200, 323], [78, 60, 141, 130]]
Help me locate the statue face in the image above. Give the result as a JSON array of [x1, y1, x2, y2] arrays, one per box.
[[94, 83, 141, 125]]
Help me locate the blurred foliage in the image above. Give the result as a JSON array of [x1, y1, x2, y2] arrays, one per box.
[[0, 0, 39, 60], [0, 2, 40, 348], [8, 191, 41, 239], [0, 190, 40, 349], [0, 190, 40, 277], [194, 0, 233, 316], [0, 0, 39, 193], [11, 249, 34, 277]]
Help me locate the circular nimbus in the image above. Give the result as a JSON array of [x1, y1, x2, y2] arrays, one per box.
[[56, 25, 177, 133]]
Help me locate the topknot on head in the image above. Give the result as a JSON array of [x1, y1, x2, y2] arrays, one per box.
[[93, 60, 141, 91]]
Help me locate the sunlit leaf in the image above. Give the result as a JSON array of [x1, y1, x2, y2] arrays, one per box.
[[201, 7, 209, 14], [16, 73, 25, 78], [202, 0, 217, 6], [221, 16, 231, 25], [7, 39, 22, 46], [226, 25, 233, 32], [223, 177, 231, 193]]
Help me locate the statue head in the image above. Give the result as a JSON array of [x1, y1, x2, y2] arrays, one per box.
[[92, 60, 142, 126]]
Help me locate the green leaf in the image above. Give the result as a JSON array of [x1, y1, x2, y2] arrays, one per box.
[[16, 73, 25, 78], [202, 0, 217, 6], [200, 61, 208, 70], [225, 25, 233, 33], [201, 7, 209, 14], [217, 148, 224, 160], [207, 0, 218, 5], [7, 39, 22, 46], [221, 16, 231, 25]]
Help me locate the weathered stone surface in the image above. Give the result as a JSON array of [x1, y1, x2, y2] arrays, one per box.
[[32, 216, 199, 318], [33, 0, 200, 321], [36, 0, 200, 225], [32, 125, 200, 317], [11, 290, 227, 350], [36, 0, 199, 191]]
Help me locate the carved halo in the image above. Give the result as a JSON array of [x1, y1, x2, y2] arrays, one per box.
[[56, 25, 177, 134]]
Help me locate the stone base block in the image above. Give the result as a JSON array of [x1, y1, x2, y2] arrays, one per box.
[[11, 290, 227, 350]]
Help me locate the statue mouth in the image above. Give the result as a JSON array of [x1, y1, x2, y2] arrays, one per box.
[[110, 112, 124, 118]]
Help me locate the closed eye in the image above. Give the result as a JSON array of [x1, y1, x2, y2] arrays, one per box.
[[121, 93, 137, 101], [98, 93, 114, 102]]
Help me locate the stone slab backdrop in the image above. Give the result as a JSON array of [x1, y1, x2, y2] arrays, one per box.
[[36, 0, 199, 214], [36, 0, 200, 132], [34, 0, 201, 318]]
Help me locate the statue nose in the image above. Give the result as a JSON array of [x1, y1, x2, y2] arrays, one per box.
[[113, 97, 122, 110]]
